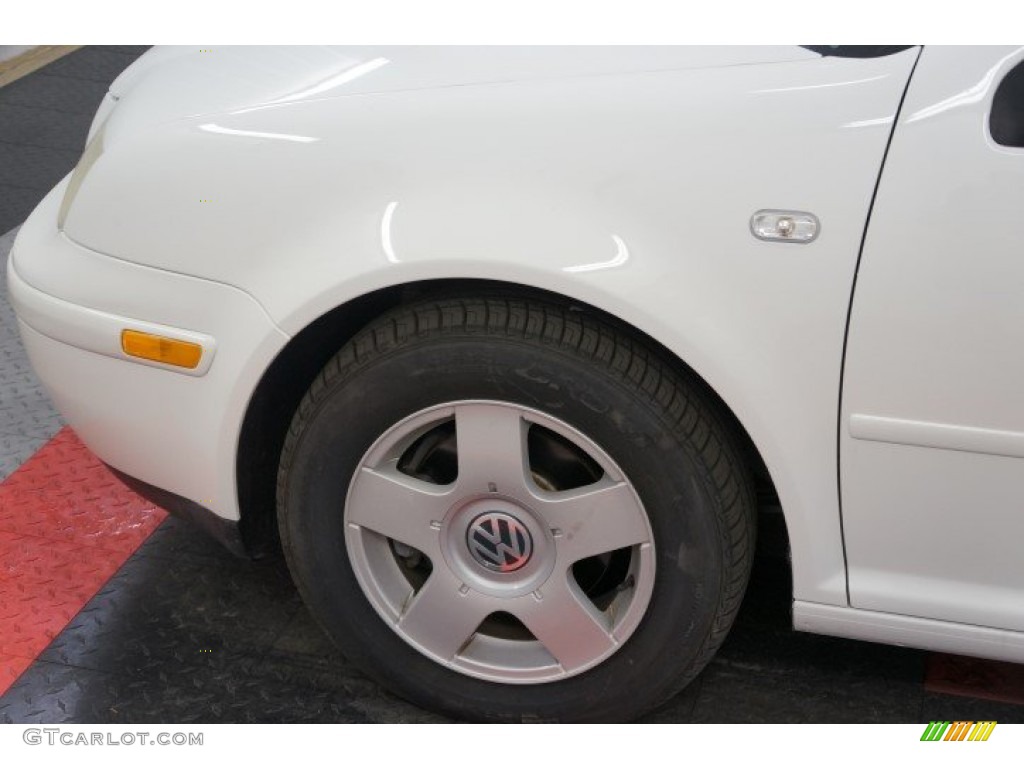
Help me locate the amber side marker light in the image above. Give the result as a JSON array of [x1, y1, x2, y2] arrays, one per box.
[[121, 330, 203, 369]]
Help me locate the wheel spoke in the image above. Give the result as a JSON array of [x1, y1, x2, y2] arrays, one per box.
[[346, 463, 452, 556], [454, 403, 532, 497], [512, 578, 616, 673], [397, 569, 494, 661], [540, 478, 650, 564], [344, 399, 659, 685]]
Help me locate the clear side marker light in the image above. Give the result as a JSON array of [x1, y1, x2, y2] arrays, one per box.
[[750, 210, 820, 244]]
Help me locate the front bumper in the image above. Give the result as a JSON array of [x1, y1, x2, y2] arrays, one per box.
[[7, 179, 290, 525]]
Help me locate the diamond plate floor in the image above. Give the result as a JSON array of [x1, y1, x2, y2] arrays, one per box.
[[0, 429, 167, 693], [0, 46, 1022, 724], [0, 226, 64, 480]]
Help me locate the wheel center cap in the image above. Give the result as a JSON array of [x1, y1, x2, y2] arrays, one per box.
[[466, 511, 534, 573]]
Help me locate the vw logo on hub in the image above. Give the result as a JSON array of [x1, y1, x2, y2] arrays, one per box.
[[466, 511, 533, 573]]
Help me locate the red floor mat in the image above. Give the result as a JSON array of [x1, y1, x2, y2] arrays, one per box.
[[925, 653, 1024, 706], [0, 427, 166, 695]]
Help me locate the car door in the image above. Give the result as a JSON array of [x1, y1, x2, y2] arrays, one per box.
[[841, 46, 1024, 631]]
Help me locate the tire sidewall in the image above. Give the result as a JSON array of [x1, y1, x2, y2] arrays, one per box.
[[280, 332, 730, 722]]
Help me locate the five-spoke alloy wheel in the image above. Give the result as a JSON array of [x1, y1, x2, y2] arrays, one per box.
[[278, 295, 756, 722], [344, 400, 655, 683]]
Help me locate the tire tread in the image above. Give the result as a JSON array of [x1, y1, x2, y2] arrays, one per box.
[[278, 295, 756, 721]]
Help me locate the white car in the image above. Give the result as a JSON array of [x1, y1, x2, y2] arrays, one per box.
[[7, 45, 1024, 722]]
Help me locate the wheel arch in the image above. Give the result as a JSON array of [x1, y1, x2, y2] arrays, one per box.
[[235, 278, 784, 560]]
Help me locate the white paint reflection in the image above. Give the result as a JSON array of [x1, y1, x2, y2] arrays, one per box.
[[907, 49, 1023, 123], [754, 74, 887, 95], [198, 123, 319, 143], [563, 235, 630, 273], [268, 57, 390, 105], [381, 201, 399, 263], [842, 115, 893, 129]]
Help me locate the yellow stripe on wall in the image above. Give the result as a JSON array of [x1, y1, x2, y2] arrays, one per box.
[[0, 46, 81, 89]]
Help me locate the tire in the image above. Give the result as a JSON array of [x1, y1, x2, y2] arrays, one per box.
[[277, 295, 756, 722]]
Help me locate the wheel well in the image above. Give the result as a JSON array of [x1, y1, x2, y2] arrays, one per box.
[[236, 279, 784, 558]]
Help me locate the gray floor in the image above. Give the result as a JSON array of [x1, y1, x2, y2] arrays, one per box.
[[0, 47, 150, 234], [0, 225, 63, 480]]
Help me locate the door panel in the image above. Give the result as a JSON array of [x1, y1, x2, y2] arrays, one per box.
[[841, 46, 1024, 630]]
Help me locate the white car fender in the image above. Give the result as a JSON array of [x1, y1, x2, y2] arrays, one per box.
[[61, 46, 921, 606]]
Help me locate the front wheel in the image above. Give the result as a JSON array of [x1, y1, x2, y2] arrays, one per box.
[[277, 296, 755, 722]]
